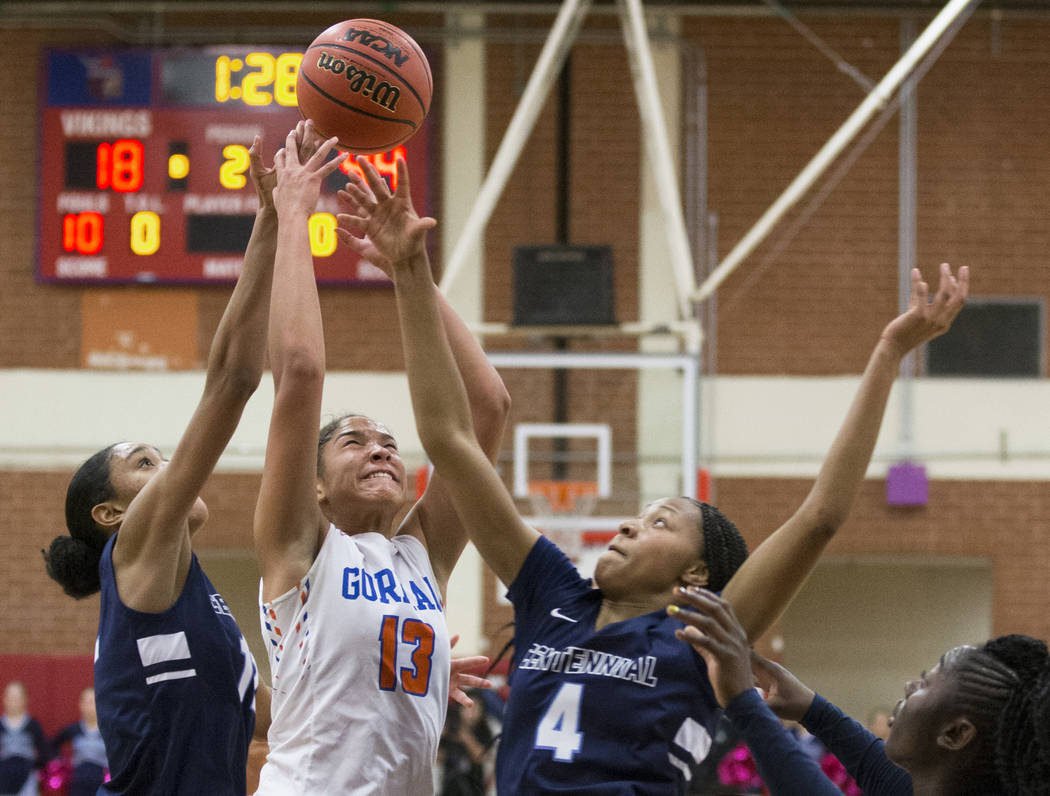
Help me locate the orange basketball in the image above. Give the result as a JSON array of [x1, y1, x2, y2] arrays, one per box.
[[297, 19, 432, 154]]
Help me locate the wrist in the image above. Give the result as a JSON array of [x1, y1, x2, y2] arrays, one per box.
[[391, 250, 432, 277], [875, 334, 909, 362], [275, 204, 311, 222]]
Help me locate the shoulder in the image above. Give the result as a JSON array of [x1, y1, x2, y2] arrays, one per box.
[[391, 532, 427, 558], [509, 536, 589, 596]]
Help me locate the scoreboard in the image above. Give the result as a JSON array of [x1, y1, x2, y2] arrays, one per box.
[[37, 48, 433, 285]]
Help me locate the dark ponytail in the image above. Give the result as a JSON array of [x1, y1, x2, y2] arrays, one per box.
[[42, 445, 116, 599], [947, 635, 1050, 794], [982, 635, 1050, 794], [684, 497, 749, 593]]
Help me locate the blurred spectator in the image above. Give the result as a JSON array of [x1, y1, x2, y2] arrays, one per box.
[[49, 688, 108, 796], [438, 691, 499, 796], [0, 682, 48, 796]]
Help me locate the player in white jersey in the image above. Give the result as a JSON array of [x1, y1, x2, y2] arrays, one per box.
[[253, 122, 509, 795]]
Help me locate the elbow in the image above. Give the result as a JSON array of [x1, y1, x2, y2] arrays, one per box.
[[274, 345, 326, 389], [227, 366, 263, 401], [205, 354, 263, 404], [802, 503, 847, 544], [473, 381, 512, 446]]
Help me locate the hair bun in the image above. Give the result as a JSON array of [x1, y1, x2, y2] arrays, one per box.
[[43, 535, 103, 599]]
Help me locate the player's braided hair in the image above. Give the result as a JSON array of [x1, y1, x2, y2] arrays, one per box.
[[946, 635, 1050, 794], [684, 498, 749, 592], [42, 444, 116, 598], [983, 635, 1050, 793]]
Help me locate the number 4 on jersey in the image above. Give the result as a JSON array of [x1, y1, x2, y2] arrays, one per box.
[[535, 682, 584, 762]]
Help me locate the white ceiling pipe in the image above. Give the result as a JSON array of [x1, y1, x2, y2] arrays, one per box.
[[692, 0, 981, 303], [618, 0, 699, 321], [439, 0, 592, 296]]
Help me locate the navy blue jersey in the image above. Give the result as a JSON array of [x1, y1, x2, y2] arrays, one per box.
[[94, 535, 257, 796], [496, 537, 722, 795]]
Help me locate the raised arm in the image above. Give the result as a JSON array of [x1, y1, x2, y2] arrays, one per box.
[[112, 135, 281, 612], [253, 124, 346, 602], [339, 156, 538, 587], [407, 294, 511, 591], [722, 263, 969, 639], [336, 180, 511, 592]]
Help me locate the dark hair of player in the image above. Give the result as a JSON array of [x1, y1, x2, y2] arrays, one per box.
[[948, 634, 1050, 793], [42, 444, 117, 598]]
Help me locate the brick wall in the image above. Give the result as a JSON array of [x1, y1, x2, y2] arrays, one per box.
[[4, 9, 1050, 657]]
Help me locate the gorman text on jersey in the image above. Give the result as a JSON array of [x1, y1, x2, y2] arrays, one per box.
[[518, 643, 659, 687], [341, 565, 444, 612]]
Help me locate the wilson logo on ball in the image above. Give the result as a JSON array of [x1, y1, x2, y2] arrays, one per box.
[[297, 18, 432, 153], [339, 27, 412, 67], [314, 53, 401, 112]]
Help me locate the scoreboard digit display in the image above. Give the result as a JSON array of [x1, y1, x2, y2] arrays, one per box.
[[38, 47, 433, 284]]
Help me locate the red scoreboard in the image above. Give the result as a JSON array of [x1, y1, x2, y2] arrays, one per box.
[[38, 48, 433, 284]]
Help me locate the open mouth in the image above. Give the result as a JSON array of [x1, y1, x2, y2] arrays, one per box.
[[364, 471, 398, 483]]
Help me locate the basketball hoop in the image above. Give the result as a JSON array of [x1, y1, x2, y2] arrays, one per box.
[[527, 480, 598, 563]]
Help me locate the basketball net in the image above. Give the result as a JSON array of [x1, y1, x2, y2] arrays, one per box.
[[527, 480, 598, 564]]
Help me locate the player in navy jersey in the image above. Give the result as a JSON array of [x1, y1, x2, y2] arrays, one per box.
[[42, 124, 343, 795], [340, 152, 970, 792], [672, 586, 1050, 795]]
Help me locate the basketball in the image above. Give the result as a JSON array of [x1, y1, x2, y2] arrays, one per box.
[[297, 19, 432, 154]]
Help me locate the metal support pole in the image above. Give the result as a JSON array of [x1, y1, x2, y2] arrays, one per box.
[[693, 0, 981, 302], [440, 0, 592, 295], [898, 17, 918, 461], [618, 0, 699, 320]]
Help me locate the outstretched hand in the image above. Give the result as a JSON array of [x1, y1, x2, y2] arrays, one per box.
[[749, 653, 816, 723], [669, 587, 756, 708], [271, 123, 345, 219], [250, 121, 327, 212], [248, 134, 277, 210], [449, 634, 493, 707], [881, 262, 969, 356], [336, 155, 436, 275]]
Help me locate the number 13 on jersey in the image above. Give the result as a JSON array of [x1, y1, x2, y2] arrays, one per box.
[[378, 615, 435, 697]]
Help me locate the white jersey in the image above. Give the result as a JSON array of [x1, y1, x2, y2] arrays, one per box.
[[256, 526, 450, 795]]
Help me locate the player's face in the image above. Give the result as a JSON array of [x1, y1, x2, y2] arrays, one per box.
[[105, 442, 208, 529], [593, 497, 706, 602], [318, 416, 407, 508], [884, 648, 970, 769]]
